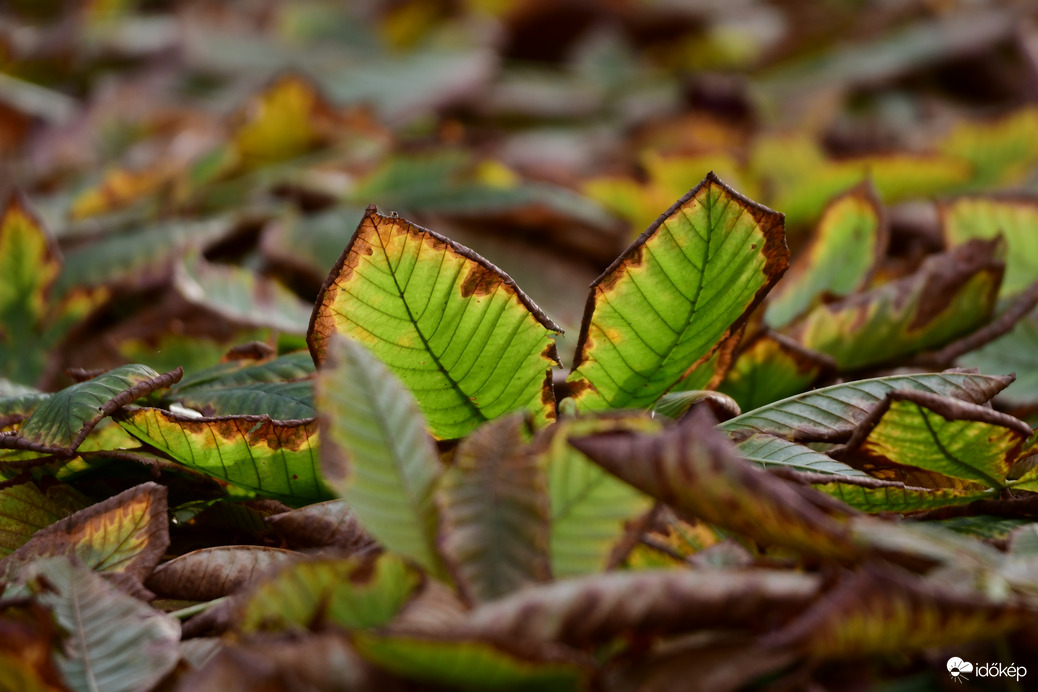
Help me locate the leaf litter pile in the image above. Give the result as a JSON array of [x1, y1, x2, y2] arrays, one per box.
[[8, 1, 1038, 690]]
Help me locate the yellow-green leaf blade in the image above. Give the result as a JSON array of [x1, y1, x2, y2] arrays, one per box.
[[567, 172, 788, 411], [116, 408, 328, 504], [765, 182, 885, 328], [308, 207, 560, 439]]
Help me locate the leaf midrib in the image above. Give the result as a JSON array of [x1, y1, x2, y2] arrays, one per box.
[[374, 222, 487, 427]]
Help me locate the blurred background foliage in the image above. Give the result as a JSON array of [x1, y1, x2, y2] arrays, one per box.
[[3, 0, 1038, 387]]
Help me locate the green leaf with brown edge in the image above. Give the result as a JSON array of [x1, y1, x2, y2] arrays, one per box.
[[805, 474, 992, 513], [175, 254, 314, 334], [462, 568, 820, 647], [734, 433, 869, 477], [25, 556, 180, 692], [116, 408, 328, 505], [351, 632, 586, 692], [308, 206, 561, 439], [787, 238, 1004, 371], [437, 415, 550, 605], [566, 172, 788, 411], [764, 565, 1034, 658], [717, 333, 822, 411], [236, 553, 421, 634], [0, 365, 182, 457], [315, 335, 444, 576], [543, 415, 657, 578], [0, 193, 106, 387], [765, 181, 887, 329], [835, 390, 1030, 490], [720, 370, 1014, 442], [0, 475, 90, 556], [940, 195, 1038, 298], [146, 546, 299, 601], [0, 482, 168, 585], [571, 407, 863, 561]]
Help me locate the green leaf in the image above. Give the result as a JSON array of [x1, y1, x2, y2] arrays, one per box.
[[168, 350, 315, 418], [566, 172, 788, 411], [572, 408, 862, 561], [809, 476, 991, 513], [0, 194, 105, 386], [26, 557, 180, 692], [464, 568, 820, 646], [55, 215, 235, 294], [315, 335, 444, 575], [1, 365, 181, 456], [543, 416, 656, 578], [959, 311, 1038, 408], [0, 483, 169, 584], [308, 206, 561, 439], [351, 632, 585, 692], [717, 334, 822, 411], [840, 391, 1029, 489], [0, 476, 90, 556], [437, 415, 549, 604], [765, 182, 886, 328], [720, 370, 1013, 442], [787, 239, 1003, 370], [735, 433, 869, 477], [651, 390, 741, 421], [939, 107, 1038, 189], [940, 196, 1038, 297], [116, 408, 329, 504], [175, 254, 314, 334], [237, 553, 421, 634]]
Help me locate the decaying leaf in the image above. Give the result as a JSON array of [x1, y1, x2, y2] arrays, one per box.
[[437, 415, 550, 604], [786, 238, 1004, 370], [147, 546, 300, 601], [0, 482, 169, 586], [572, 407, 863, 561]]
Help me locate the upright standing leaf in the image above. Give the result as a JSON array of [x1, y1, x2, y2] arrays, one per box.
[[567, 172, 788, 411], [543, 416, 656, 578], [437, 415, 550, 604], [309, 207, 561, 439], [26, 557, 180, 692], [0, 483, 168, 585], [315, 335, 444, 576], [720, 371, 1013, 442], [765, 182, 886, 328]]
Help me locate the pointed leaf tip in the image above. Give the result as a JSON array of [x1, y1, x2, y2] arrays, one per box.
[[308, 208, 560, 439], [567, 173, 788, 411]]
